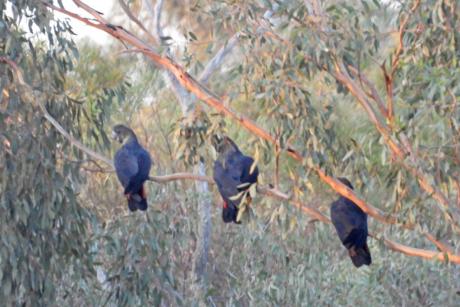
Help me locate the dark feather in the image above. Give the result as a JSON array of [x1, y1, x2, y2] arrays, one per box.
[[330, 179, 371, 267], [213, 137, 258, 224], [113, 126, 152, 212], [348, 243, 372, 267]]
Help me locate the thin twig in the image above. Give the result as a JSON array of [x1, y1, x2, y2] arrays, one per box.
[[118, 0, 157, 44], [347, 65, 388, 118], [386, 0, 422, 124], [423, 233, 453, 254]]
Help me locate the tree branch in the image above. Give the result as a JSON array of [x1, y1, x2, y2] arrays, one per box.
[[151, 0, 165, 42], [386, 0, 422, 125], [375, 234, 460, 263], [423, 233, 453, 254], [118, 0, 157, 45], [72, 0, 108, 23], [347, 65, 389, 119], [381, 61, 394, 125], [199, 33, 240, 84], [391, 0, 421, 73], [333, 61, 405, 158]]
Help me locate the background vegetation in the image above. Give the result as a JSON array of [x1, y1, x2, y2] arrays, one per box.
[[1, 0, 459, 305]]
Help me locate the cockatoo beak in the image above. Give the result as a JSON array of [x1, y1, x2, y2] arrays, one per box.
[[111, 130, 122, 143]]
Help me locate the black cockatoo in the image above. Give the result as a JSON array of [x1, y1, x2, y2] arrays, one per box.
[[213, 136, 259, 224], [112, 124, 152, 212], [330, 178, 371, 268]]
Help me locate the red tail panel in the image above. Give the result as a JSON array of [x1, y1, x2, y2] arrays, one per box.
[[140, 185, 146, 198]]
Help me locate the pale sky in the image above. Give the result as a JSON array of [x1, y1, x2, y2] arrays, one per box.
[[56, 0, 115, 44]]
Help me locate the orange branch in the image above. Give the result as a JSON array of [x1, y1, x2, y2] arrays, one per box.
[[386, 0, 422, 126], [376, 234, 460, 263], [381, 63, 394, 125], [316, 168, 399, 224], [391, 0, 421, 73], [117, 0, 158, 45], [423, 233, 453, 254], [333, 62, 405, 159], [347, 65, 389, 119]]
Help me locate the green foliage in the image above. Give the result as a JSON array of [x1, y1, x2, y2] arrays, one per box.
[[66, 43, 131, 151], [2, 0, 460, 305], [1, 1, 95, 305]]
